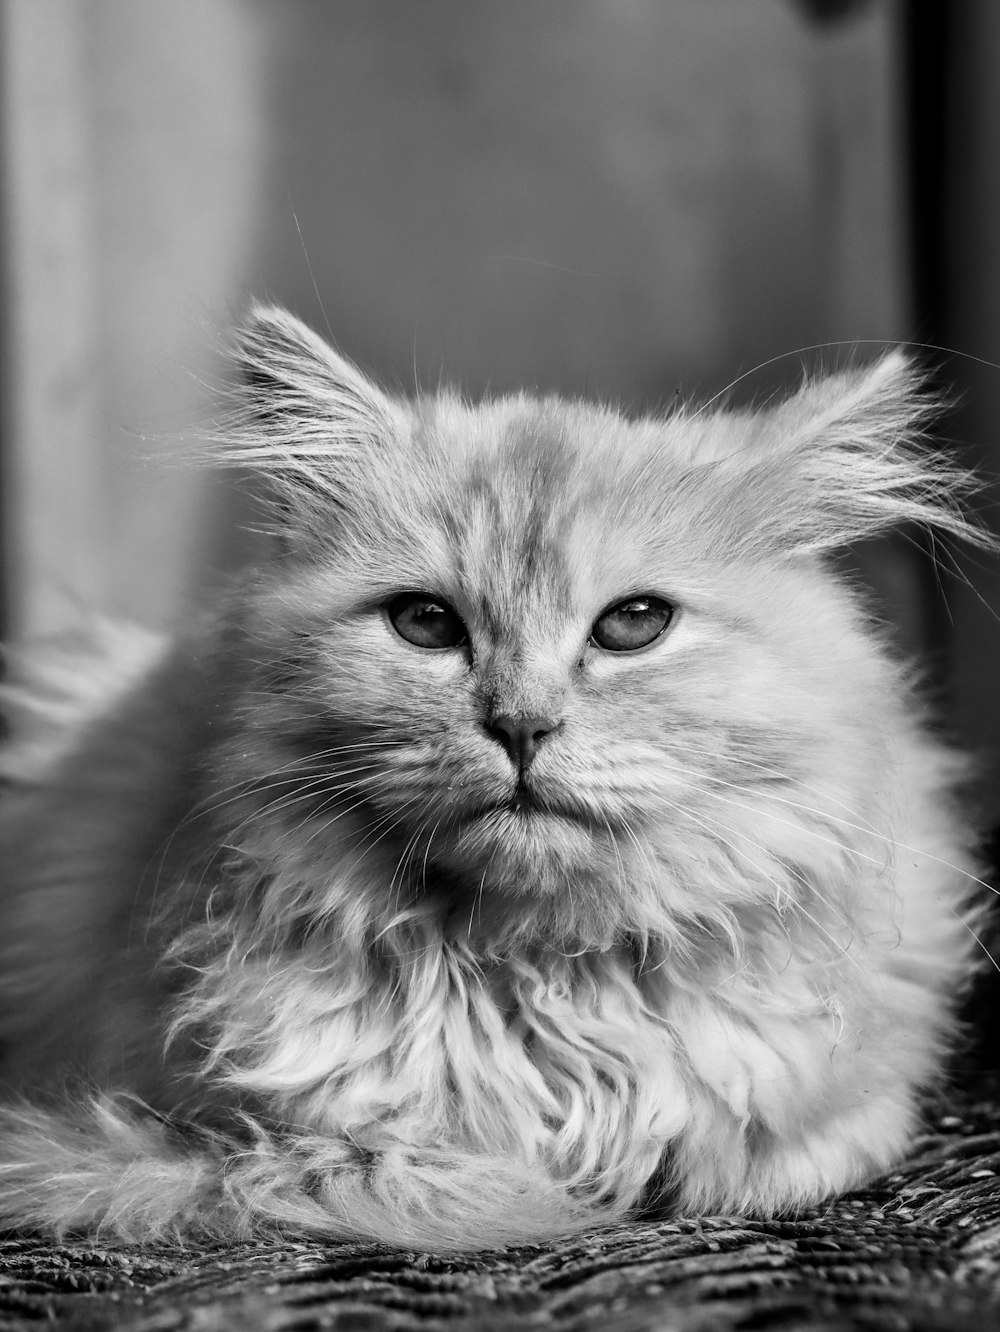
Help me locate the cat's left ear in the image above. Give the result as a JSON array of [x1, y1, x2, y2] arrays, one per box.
[[722, 353, 979, 553], [222, 304, 405, 526]]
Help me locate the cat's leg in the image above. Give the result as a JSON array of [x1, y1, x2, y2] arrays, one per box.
[[670, 1081, 918, 1216], [662, 980, 944, 1215]]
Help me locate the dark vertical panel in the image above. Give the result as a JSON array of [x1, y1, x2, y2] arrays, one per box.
[[934, 2, 1000, 821], [898, 2, 959, 681], [0, 11, 8, 654]]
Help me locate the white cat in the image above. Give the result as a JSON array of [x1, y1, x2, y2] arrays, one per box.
[[0, 307, 990, 1249]]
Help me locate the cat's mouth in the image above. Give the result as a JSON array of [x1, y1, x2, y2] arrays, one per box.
[[444, 779, 604, 835], [509, 786, 534, 815], [485, 785, 594, 826]]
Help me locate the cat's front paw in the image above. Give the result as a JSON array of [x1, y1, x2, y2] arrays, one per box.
[[670, 1088, 916, 1216]]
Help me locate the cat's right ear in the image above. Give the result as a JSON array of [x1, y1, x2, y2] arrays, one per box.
[[222, 305, 404, 540]]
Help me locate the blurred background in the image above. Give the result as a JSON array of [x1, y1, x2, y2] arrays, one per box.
[[0, 0, 998, 820]]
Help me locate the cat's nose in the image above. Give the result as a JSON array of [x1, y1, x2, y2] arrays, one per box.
[[486, 714, 559, 772]]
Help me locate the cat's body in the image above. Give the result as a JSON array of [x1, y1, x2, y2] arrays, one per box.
[[0, 308, 989, 1249]]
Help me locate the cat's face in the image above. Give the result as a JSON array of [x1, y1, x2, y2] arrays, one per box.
[[242, 390, 882, 932], [221, 307, 963, 941]]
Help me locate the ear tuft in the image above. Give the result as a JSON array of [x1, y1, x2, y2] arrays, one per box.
[[219, 304, 402, 513], [715, 353, 991, 555]]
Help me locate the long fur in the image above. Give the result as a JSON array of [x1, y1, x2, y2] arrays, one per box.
[[0, 306, 992, 1249]]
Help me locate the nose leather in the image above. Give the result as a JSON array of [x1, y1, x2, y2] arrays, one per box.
[[486, 714, 559, 772]]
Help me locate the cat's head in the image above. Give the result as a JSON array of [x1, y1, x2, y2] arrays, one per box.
[[214, 306, 977, 950]]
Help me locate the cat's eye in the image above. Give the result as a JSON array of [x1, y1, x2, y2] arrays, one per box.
[[591, 595, 674, 652], [387, 592, 468, 650]]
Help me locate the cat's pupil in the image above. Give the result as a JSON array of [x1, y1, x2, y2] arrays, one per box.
[[591, 595, 673, 652], [387, 593, 467, 650]]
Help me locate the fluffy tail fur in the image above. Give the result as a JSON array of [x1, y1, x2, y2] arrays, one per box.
[[0, 1097, 606, 1250]]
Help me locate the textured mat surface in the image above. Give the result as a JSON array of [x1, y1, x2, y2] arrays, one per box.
[[4, 1076, 1000, 1331]]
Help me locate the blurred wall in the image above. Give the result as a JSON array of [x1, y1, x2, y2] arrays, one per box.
[[0, 0, 911, 636], [1, 0, 267, 636], [245, 0, 907, 402]]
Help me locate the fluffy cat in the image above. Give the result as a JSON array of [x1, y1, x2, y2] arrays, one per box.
[[0, 306, 992, 1250]]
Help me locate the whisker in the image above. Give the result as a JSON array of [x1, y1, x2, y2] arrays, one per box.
[[637, 736, 996, 901], [690, 769, 998, 901], [193, 762, 387, 823]]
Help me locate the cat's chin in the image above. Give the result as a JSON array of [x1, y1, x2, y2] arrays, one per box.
[[436, 804, 604, 897]]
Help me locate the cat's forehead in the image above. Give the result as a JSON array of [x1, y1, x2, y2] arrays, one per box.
[[354, 393, 751, 627], [439, 404, 583, 535], [420, 394, 643, 512], [411, 396, 630, 608]]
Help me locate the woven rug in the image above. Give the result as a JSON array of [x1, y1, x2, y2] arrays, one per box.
[[3, 1066, 1000, 1331]]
